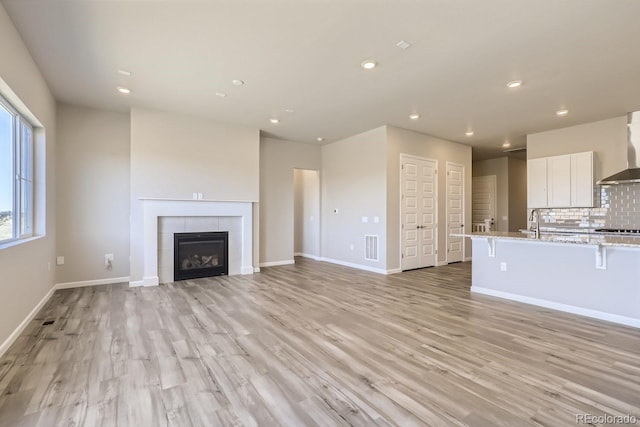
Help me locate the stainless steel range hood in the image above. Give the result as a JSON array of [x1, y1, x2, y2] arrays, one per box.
[[597, 111, 640, 185]]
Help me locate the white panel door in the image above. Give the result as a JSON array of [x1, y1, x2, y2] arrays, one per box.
[[447, 162, 464, 263], [401, 155, 437, 270], [472, 175, 496, 230]]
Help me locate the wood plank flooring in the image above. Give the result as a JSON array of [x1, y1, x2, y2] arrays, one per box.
[[0, 258, 639, 426]]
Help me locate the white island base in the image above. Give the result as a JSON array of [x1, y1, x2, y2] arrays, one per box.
[[468, 235, 640, 328]]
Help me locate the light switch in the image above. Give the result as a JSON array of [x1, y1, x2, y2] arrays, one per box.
[[374, 216, 380, 223], [362, 216, 368, 223], [197, 192, 203, 200], [56, 256, 64, 265]]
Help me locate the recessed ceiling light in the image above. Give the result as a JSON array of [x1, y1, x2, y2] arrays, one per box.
[[269, 118, 279, 124], [285, 109, 295, 113], [556, 109, 569, 116], [317, 137, 324, 142], [465, 130, 474, 137], [215, 92, 227, 97], [361, 60, 377, 70], [118, 69, 131, 76], [409, 113, 420, 120], [396, 40, 412, 50], [502, 141, 511, 148], [232, 79, 244, 86], [506, 80, 523, 89], [117, 86, 131, 94]]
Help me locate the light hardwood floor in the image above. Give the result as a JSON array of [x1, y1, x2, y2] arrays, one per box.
[[0, 258, 638, 426]]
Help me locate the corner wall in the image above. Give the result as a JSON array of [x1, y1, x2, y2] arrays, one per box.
[[260, 137, 320, 265], [321, 126, 388, 271], [56, 103, 130, 284], [0, 3, 57, 348]]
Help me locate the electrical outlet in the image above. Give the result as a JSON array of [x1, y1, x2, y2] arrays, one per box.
[[500, 262, 507, 271], [56, 256, 64, 265], [362, 216, 368, 223], [105, 254, 114, 270], [192, 193, 198, 200], [373, 216, 380, 223], [197, 192, 203, 200]]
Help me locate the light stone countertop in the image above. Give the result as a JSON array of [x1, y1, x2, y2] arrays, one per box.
[[453, 231, 640, 248]]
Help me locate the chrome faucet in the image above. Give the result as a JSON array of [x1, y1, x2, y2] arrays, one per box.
[[529, 208, 540, 239]]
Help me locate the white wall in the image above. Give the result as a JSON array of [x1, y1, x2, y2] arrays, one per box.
[[321, 126, 388, 271], [386, 126, 472, 269], [0, 4, 56, 347], [130, 108, 259, 281], [527, 116, 627, 181], [260, 138, 321, 265], [294, 169, 320, 258], [56, 103, 130, 284], [473, 157, 509, 232]]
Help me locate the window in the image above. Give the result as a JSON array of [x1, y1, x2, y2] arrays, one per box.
[[0, 95, 33, 243]]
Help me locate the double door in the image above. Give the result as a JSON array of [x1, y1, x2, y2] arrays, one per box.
[[401, 155, 437, 270]]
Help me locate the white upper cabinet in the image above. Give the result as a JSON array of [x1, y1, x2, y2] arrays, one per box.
[[547, 155, 572, 207], [570, 151, 594, 207], [527, 151, 594, 208], [527, 158, 548, 208]]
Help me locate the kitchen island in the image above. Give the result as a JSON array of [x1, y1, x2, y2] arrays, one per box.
[[456, 231, 640, 328]]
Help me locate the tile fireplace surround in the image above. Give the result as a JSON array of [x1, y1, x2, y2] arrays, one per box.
[[133, 199, 254, 287]]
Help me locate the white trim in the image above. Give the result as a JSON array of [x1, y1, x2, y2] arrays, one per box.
[[436, 260, 448, 267], [295, 252, 321, 260], [386, 268, 402, 275], [129, 280, 145, 287], [253, 267, 261, 273], [319, 257, 389, 275], [463, 257, 472, 262], [56, 276, 129, 290], [471, 286, 640, 328], [0, 286, 56, 358], [241, 266, 255, 274], [259, 260, 295, 267]]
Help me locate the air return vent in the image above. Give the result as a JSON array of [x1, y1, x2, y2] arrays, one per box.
[[364, 235, 379, 261]]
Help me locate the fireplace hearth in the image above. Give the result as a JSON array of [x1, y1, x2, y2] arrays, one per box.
[[174, 231, 228, 281]]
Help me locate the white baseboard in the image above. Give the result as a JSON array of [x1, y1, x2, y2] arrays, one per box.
[[241, 266, 255, 275], [386, 268, 402, 275], [0, 285, 56, 358], [259, 260, 295, 267], [295, 253, 320, 260], [318, 257, 390, 275], [436, 260, 448, 266], [129, 280, 144, 287], [471, 286, 640, 328], [56, 276, 130, 290], [464, 257, 472, 262], [253, 267, 261, 273]]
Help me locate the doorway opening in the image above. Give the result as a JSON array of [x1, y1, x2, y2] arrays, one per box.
[[293, 169, 320, 260]]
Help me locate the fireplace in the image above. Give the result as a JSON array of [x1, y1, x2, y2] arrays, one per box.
[[174, 231, 228, 281]]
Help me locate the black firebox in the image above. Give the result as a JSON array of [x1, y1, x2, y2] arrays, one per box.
[[174, 232, 228, 281]]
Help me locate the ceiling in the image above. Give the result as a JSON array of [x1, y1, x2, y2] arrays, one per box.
[[3, 0, 640, 160]]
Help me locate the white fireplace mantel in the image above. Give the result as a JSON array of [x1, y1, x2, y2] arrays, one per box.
[[134, 198, 254, 287]]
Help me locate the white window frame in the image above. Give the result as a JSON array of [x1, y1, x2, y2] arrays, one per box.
[[0, 94, 34, 244]]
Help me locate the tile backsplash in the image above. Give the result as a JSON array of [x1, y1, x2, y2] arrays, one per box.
[[537, 183, 640, 231]]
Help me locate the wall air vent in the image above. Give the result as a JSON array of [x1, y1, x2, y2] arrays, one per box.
[[364, 235, 379, 261]]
